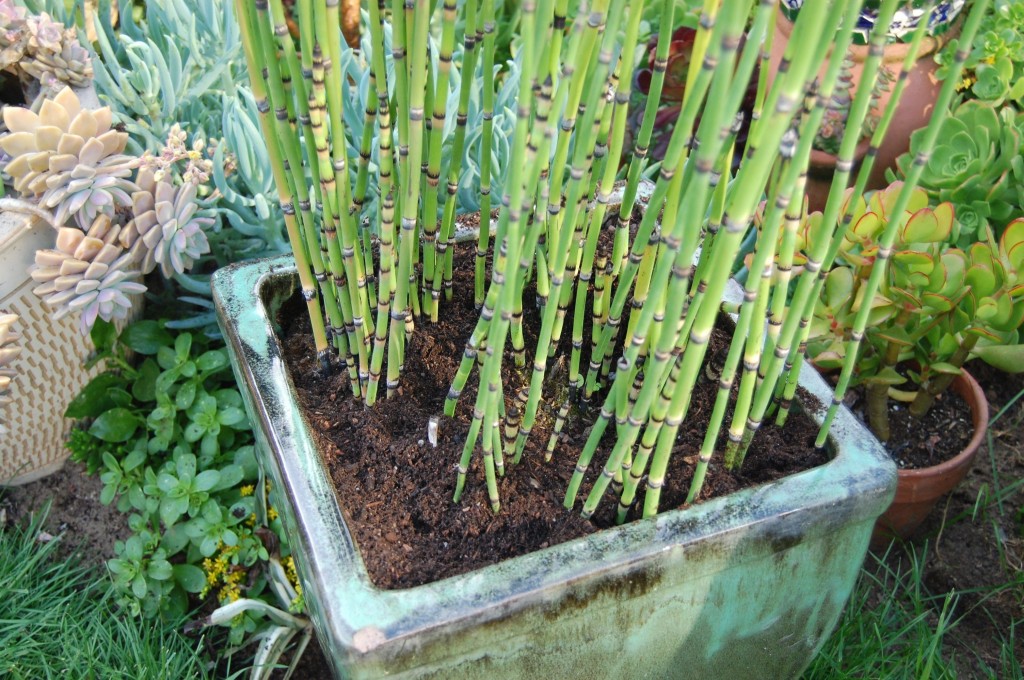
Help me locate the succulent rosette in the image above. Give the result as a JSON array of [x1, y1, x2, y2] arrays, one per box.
[[0, 87, 137, 229], [123, 166, 212, 277], [0, 3, 92, 88], [891, 100, 1024, 245], [31, 215, 146, 333]]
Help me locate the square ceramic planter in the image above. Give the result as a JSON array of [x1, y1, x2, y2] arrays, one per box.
[[213, 254, 895, 679]]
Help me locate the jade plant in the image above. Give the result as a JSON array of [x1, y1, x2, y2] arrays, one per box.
[[233, 0, 987, 524], [890, 98, 1024, 245], [805, 182, 1024, 440]]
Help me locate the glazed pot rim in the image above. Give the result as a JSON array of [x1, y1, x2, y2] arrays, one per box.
[[213, 246, 897, 658]]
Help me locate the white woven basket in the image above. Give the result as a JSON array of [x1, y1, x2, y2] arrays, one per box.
[[0, 210, 108, 484]]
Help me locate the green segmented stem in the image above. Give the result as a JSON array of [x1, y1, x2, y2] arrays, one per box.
[[569, 2, 643, 393], [234, 0, 330, 359], [774, 13, 933, 427], [727, 0, 900, 457], [364, 0, 399, 405], [453, 0, 546, 510], [814, 0, 991, 447], [718, 43, 852, 470], [511, 0, 621, 461], [475, 0, 496, 309], [432, 0, 480, 311], [422, 0, 458, 320], [639, 0, 846, 519], [611, 0, 677, 278], [575, 1, 749, 518]]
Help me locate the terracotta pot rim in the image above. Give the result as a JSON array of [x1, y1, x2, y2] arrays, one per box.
[[774, 12, 953, 63], [892, 367, 988, 480], [808, 136, 873, 171]]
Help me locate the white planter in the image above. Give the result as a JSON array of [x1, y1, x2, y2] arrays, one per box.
[[0, 82, 133, 486]]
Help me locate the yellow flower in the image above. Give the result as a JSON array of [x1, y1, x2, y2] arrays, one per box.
[[219, 583, 241, 603], [268, 506, 279, 521], [958, 75, 977, 91], [240, 484, 254, 497], [247, 512, 256, 527]]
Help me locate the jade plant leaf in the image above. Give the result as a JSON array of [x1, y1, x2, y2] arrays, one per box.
[[973, 344, 1024, 372]]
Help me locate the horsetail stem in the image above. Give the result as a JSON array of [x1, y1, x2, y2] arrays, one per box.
[[815, 0, 991, 447]]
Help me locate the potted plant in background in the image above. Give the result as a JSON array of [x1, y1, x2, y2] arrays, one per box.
[[771, 0, 966, 209], [801, 182, 1024, 540], [889, 97, 1024, 247], [213, 0, 988, 677]]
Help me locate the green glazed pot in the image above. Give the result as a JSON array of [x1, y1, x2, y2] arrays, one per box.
[[213, 256, 895, 680]]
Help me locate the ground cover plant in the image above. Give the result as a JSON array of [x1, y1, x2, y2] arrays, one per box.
[[0, 506, 210, 679]]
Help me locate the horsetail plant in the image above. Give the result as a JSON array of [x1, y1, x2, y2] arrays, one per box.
[[233, 0, 982, 522]]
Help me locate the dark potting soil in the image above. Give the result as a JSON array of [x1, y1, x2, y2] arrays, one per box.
[[842, 384, 974, 470], [279, 237, 830, 590], [880, 391, 974, 470]]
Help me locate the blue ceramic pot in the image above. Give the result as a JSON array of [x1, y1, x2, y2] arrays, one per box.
[[213, 238, 895, 680]]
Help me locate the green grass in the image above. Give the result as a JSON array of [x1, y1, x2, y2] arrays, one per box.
[[803, 544, 960, 679], [0, 505, 211, 680]]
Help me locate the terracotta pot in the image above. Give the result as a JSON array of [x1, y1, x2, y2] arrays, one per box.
[[769, 14, 956, 212], [871, 368, 989, 546]]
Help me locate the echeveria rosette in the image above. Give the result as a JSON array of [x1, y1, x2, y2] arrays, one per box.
[[31, 215, 146, 334], [937, 0, 1024, 105], [892, 100, 1024, 246], [0, 87, 138, 229], [123, 167, 213, 278]]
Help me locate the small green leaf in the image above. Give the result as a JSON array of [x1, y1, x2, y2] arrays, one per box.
[[65, 373, 124, 418], [929, 362, 962, 375], [132, 573, 148, 600], [109, 388, 133, 409], [124, 535, 144, 562], [176, 380, 198, 411], [218, 407, 246, 427], [157, 346, 178, 371], [196, 349, 229, 373], [973, 344, 1024, 373], [160, 495, 189, 527], [132, 359, 159, 402], [91, 319, 117, 353], [193, 469, 221, 493], [173, 564, 206, 594], [122, 321, 173, 355], [100, 483, 117, 506], [89, 408, 143, 443], [216, 464, 245, 491], [162, 525, 190, 554], [175, 333, 193, 359], [147, 559, 173, 581]]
